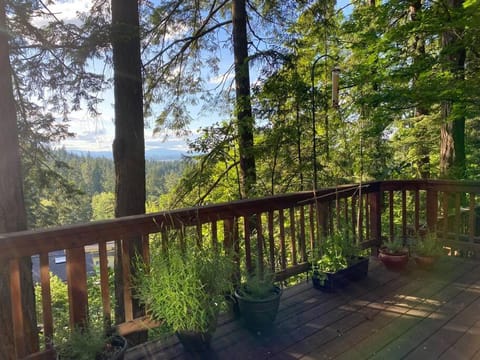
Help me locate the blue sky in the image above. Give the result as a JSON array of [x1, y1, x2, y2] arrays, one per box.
[[34, 0, 224, 157]]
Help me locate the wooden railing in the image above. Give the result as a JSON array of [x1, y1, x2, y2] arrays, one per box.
[[1, 179, 480, 359]]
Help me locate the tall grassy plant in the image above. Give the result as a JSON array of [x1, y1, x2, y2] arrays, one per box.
[[134, 244, 233, 333]]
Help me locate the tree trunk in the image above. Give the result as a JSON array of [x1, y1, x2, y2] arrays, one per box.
[[410, 0, 430, 179], [232, 0, 256, 198], [111, 0, 146, 344], [439, 0, 466, 179], [0, 1, 38, 357]]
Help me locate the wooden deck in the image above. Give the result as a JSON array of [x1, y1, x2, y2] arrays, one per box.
[[126, 256, 480, 360]]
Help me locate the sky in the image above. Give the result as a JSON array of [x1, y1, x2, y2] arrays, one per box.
[[35, 0, 226, 159], [37, 0, 352, 159]]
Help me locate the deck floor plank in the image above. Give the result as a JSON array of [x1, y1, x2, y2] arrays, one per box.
[[126, 256, 480, 360], [294, 256, 475, 360]]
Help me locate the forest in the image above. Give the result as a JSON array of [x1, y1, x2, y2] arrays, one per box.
[[25, 149, 185, 228]]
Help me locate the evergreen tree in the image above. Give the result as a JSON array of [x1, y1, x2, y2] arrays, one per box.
[[0, 1, 37, 356]]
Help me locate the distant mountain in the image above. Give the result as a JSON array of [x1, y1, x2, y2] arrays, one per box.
[[68, 148, 187, 160]]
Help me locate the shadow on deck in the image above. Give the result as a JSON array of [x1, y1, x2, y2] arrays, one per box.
[[126, 256, 480, 359]]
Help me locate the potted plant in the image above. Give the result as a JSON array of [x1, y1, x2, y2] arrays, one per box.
[[311, 232, 369, 292], [234, 266, 282, 332], [134, 243, 233, 352], [412, 231, 443, 269], [378, 238, 409, 271], [55, 324, 127, 360]]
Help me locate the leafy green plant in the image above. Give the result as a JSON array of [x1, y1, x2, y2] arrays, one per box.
[[311, 232, 363, 285], [134, 243, 233, 334], [313, 232, 362, 273], [55, 324, 124, 360], [414, 232, 443, 257], [35, 268, 116, 349], [380, 238, 408, 255], [236, 266, 277, 300]]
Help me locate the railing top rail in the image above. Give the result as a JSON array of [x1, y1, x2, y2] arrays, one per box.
[[1, 179, 479, 260], [378, 179, 480, 193]]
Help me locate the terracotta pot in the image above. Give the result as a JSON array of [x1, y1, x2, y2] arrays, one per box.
[[414, 255, 437, 269], [378, 249, 409, 271]]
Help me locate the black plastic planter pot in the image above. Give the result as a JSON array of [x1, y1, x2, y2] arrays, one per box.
[[109, 335, 128, 360], [234, 286, 282, 332], [312, 257, 369, 292], [176, 331, 212, 352]]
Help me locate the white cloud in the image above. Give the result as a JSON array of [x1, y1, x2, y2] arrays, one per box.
[[208, 72, 234, 86], [32, 0, 95, 27]]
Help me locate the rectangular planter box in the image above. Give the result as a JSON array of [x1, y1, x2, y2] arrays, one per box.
[[312, 256, 369, 292]]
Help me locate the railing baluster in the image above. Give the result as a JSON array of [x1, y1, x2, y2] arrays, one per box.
[[426, 187, 438, 231], [120, 239, 133, 322], [10, 258, 26, 358], [455, 193, 461, 241], [309, 204, 315, 256], [402, 189, 407, 240], [359, 194, 365, 243], [351, 195, 357, 242], [442, 192, 449, 237], [368, 191, 382, 249], [268, 211, 275, 272], [211, 221, 218, 249], [39, 252, 53, 349], [336, 195, 340, 230], [279, 209, 286, 270], [66, 247, 88, 328], [414, 190, 420, 233], [256, 214, 264, 275], [98, 242, 111, 326], [223, 218, 240, 285], [469, 193, 475, 243], [141, 234, 150, 266], [196, 223, 203, 247], [365, 195, 370, 241], [328, 202, 334, 236], [344, 197, 349, 240], [389, 190, 394, 241], [299, 207, 306, 263], [244, 217, 252, 273], [161, 230, 168, 253], [289, 208, 297, 266]]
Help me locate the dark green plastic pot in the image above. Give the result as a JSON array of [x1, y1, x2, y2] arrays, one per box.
[[234, 286, 282, 332]]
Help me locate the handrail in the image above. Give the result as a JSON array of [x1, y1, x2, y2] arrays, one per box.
[[2, 179, 480, 359]]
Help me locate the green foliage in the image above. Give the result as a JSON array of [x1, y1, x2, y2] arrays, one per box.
[[134, 242, 234, 333], [237, 267, 277, 300], [55, 325, 110, 360], [35, 273, 69, 346], [380, 238, 407, 255], [313, 232, 361, 274], [91, 192, 115, 220], [35, 269, 115, 348], [413, 232, 443, 257], [26, 150, 185, 227]]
